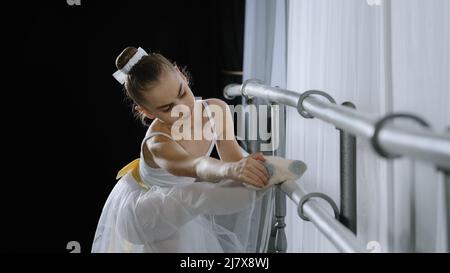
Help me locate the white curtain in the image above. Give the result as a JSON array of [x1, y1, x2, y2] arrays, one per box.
[[284, 0, 450, 252], [243, 0, 287, 87], [244, 0, 450, 252]]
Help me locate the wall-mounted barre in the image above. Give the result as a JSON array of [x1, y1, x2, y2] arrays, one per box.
[[224, 81, 367, 253], [223, 81, 450, 170], [281, 180, 366, 252]]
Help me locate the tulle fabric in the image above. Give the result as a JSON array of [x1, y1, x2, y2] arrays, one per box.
[[91, 171, 272, 252]]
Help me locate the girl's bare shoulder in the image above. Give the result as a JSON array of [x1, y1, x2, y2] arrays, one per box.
[[146, 119, 174, 145]]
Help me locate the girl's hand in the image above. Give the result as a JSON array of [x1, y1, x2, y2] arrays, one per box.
[[226, 152, 269, 188]]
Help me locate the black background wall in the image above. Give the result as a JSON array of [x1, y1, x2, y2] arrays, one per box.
[[3, 0, 244, 252]]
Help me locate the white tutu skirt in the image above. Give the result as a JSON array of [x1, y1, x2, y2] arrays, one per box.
[[91, 172, 273, 253]]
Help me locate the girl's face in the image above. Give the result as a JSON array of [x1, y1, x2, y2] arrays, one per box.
[[137, 66, 196, 126]]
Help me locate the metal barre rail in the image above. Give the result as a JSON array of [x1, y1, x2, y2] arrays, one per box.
[[224, 82, 450, 170], [229, 83, 367, 252], [280, 181, 366, 252]]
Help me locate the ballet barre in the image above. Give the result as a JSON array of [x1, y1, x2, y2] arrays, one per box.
[[224, 80, 450, 170], [224, 80, 450, 253], [281, 180, 366, 252]]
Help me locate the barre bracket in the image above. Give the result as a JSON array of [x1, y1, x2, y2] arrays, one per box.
[[240, 79, 263, 101], [297, 90, 336, 119], [298, 192, 340, 222], [371, 113, 430, 159]]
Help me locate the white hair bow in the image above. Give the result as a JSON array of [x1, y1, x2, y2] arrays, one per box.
[[112, 47, 148, 84]]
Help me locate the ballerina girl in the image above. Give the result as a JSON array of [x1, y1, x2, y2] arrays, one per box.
[[91, 46, 276, 253]]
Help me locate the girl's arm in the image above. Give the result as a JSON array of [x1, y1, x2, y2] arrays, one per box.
[[148, 134, 269, 188]]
